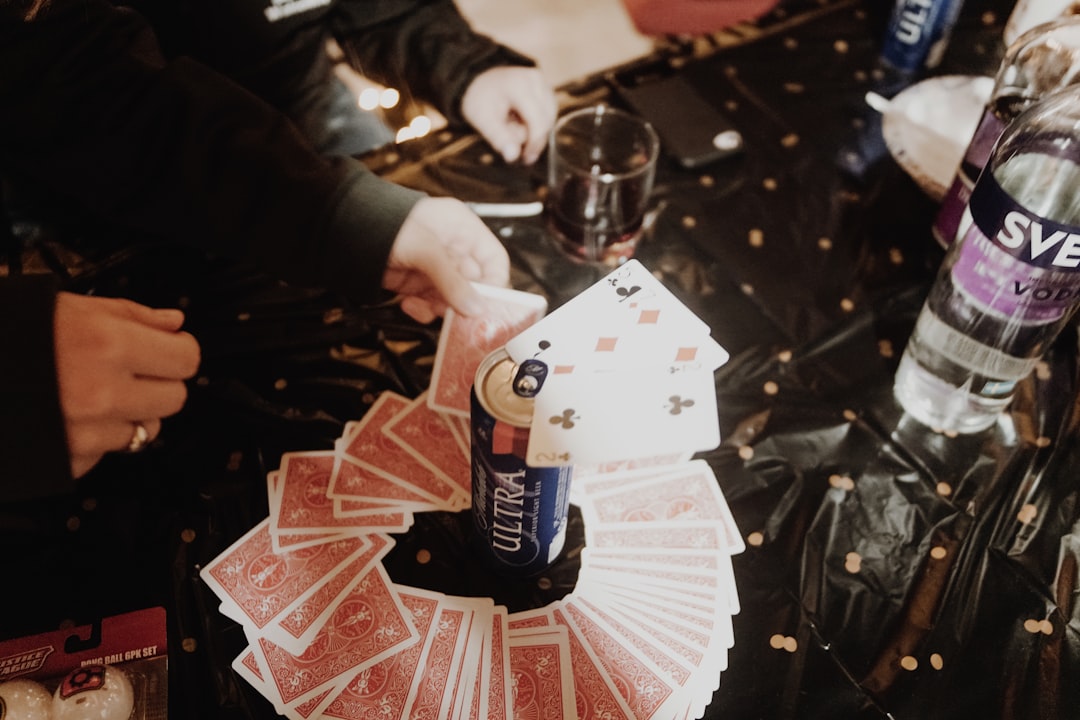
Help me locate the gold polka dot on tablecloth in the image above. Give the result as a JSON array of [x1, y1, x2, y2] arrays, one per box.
[[682, 215, 698, 229], [747, 531, 765, 547], [1035, 436, 1051, 448], [182, 637, 198, 653], [1017, 504, 1038, 524], [900, 655, 918, 671], [768, 634, 798, 652], [833, 39, 849, 53], [840, 298, 854, 312], [1023, 618, 1054, 635], [936, 482, 953, 497], [749, 228, 765, 247], [416, 549, 432, 564], [889, 247, 904, 265], [829, 474, 855, 491], [738, 445, 755, 461], [818, 237, 832, 250], [844, 552, 861, 573], [929, 546, 947, 560], [763, 178, 778, 191], [878, 339, 894, 358], [778, 349, 793, 363], [930, 653, 944, 670], [842, 409, 857, 422], [781, 133, 800, 148], [763, 380, 779, 395]]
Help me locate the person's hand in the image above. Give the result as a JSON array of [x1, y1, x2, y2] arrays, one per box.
[[53, 293, 201, 478], [460, 66, 557, 165], [382, 196, 511, 323]]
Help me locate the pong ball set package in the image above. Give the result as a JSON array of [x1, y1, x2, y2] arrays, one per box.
[[0, 607, 167, 720]]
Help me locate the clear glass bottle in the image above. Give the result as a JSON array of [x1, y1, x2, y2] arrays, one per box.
[[931, 16, 1080, 248], [895, 85, 1080, 433]]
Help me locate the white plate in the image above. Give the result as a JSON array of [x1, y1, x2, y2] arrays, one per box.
[[878, 74, 994, 201]]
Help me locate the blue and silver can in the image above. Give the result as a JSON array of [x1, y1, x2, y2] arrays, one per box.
[[880, 0, 965, 75], [470, 348, 573, 577]]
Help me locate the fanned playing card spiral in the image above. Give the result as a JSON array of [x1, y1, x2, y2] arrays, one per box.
[[201, 267, 740, 719]]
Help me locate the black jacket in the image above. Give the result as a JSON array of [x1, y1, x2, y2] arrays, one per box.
[[0, 0, 531, 500]]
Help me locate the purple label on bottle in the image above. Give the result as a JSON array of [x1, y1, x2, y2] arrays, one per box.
[[952, 172, 1080, 321], [932, 110, 1006, 246]]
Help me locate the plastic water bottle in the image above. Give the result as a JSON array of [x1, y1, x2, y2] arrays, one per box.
[[894, 85, 1080, 433], [931, 17, 1080, 248]]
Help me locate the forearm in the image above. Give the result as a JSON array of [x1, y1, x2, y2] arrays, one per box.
[[0, 0, 420, 307], [332, 0, 535, 124]]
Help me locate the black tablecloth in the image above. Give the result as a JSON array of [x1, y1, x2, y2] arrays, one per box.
[[5, 0, 1080, 717]]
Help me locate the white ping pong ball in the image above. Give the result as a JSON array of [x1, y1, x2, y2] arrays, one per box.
[[52, 665, 134, 720], [0, 679, 54, 720]]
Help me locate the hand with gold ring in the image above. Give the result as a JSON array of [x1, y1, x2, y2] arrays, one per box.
[[53, 292, 202, 478]]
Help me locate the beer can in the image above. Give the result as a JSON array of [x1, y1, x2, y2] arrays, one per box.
[[470, 348, 574, 577], [880, 0, 966, 75]]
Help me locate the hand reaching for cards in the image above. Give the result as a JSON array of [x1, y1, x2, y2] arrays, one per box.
[[53, 293, 201, 478], [382, 197, 511, 324], [460, 66, 557, 165]]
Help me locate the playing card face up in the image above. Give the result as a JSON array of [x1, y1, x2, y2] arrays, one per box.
[[525, 367, 720, 467], [504, 259, 728, 375], [499, 260, 726, 467]]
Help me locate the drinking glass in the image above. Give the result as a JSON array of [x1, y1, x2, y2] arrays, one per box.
[[546, 104, 660, 267]]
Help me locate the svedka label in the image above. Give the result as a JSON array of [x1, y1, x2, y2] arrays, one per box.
[[953, 171, 1080, 322]]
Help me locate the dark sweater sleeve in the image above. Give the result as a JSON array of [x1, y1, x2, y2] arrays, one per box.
[[0, 0, 424, 308], [0, 274, 75, 502], [331, 0, 536, 125]]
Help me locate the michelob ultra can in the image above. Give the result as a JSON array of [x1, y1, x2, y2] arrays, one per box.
[[470, 348, 573, 577], [880, 0, 965, 75]]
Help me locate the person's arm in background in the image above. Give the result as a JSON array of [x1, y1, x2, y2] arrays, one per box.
[[620, 0, 781, 36], [0, 0, 506, 319], [332, 0, 556, 164]]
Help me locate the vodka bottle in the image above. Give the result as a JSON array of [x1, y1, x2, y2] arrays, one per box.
[[895, 85, 1080, 433], [1005, 0, 1080, 47], [931, 16, 1080, 248]]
